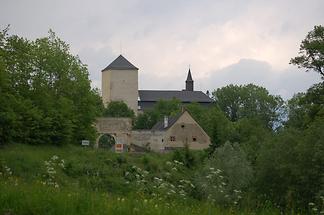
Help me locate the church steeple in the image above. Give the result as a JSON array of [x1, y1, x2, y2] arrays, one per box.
[[185, 68, 194, 91]]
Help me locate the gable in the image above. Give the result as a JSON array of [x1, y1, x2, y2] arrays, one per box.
[[167, 111, 210, 140], [102, 55, 138, 71]]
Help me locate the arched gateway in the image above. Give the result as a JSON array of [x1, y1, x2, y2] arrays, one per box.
[[95, 117, 132, 152]]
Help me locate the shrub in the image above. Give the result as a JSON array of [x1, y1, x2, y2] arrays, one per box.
[[195, 141, 253, 206]]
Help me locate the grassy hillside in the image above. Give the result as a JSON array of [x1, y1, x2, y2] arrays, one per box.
[[0, 144, 283, 214]]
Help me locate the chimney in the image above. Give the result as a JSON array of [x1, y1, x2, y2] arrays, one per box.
[[164, 116, 168, 128]]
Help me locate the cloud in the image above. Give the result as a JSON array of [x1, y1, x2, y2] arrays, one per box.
[[205, 58, 322, 99], [1, 0, 323, 99]]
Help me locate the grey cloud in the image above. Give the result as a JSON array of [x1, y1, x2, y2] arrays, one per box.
[[1, 0, 324, 99], [206, 59, 321, 99]]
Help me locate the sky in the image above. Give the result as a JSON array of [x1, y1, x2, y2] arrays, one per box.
[[1, 0, 323, 99]]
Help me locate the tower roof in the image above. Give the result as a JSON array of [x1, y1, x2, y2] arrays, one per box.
[[186, 68, 193, 81], [102, 55, 138, 71]]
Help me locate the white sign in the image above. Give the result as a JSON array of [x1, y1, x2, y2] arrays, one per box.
[[81, 140, 90, 146]]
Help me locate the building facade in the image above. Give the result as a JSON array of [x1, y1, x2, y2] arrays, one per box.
[[95, 109, 211, 152], [101, 55, 213, 114], [102, 55, 139, 114]]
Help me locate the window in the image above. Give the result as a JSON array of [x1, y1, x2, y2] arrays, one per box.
[[181, 124, 185, 128], [192, 137, 197, 142], [170, 136, 176, 141]]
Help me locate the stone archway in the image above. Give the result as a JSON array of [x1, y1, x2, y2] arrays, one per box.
[[97, 133, 116, 150], [95, 117, 132, 152]]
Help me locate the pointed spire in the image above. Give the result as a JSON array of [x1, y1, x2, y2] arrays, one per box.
[[186, 68, 193, 81], [185, 68, 194, 91]]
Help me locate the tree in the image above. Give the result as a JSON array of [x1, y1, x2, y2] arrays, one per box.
[[202, 106, 234, 152], [212, 84, 284, 128], [133, 111, 159, 129], [103, 101, 135, 118], [232, 118, 271, 165], [255, 122, 324, 209], [133, 99, 181, 129], [286, 82, 324, 129], [290, 25, 324, 79], [0, 28, 102, 145]]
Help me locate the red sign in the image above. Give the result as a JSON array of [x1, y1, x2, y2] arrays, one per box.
[[115, 143, 123, 153]]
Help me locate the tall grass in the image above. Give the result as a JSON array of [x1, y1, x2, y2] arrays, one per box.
[[0, 144, 284, 214], [0, 181, 281, 215]]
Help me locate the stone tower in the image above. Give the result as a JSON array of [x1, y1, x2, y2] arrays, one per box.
[[101, 55, 139, 114], [185, 68, 194, 91]]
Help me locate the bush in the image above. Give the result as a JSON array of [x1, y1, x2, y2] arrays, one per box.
[[195, 141, 253, 206]]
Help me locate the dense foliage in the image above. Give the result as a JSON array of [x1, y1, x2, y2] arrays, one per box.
[[212, 84, 284, 128], [0, 28, 102, 145], [134, 99, 181, 129], [290, 25, 324, 79], [103, 101, 135, 118]]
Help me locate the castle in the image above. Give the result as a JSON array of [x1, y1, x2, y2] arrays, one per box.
[[101, 55, 213, 114], [97, 55, 212, 152]]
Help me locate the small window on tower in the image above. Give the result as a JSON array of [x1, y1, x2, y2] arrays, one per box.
[[170, 136, 176, 141], [192, 137, 197, 142], [181, 124, 185, 128]]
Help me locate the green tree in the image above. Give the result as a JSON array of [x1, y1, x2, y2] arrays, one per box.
[[103, 101, 135, 118], [202, 106, 234, 152], [133, 99, 181, 129], [133, 111, 159, 129], [286, 82, 324, 129], [213, 84, 284, 128], [153, 98, 181, 117], [255, 122, 324, 209], [0, 28, 102, 145], [290, 25, 324, 79], [232, 118, 271, 165]]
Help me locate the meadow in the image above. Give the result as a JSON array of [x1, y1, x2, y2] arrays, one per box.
[[0, 144, 296, 215]]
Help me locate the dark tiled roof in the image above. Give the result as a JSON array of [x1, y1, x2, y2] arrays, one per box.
[[138, 90, 213, 103], [138, 101, 213, 111], [151, 112, 183, 131], [102, 55, 138, 71]]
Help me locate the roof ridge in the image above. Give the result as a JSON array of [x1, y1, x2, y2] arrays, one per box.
[[102, 55, 138, 71], [151, 111, 184, 131]]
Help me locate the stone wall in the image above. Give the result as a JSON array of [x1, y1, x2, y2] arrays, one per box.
[[130, 130, 164, 152], [96, 117, 132, 133]]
